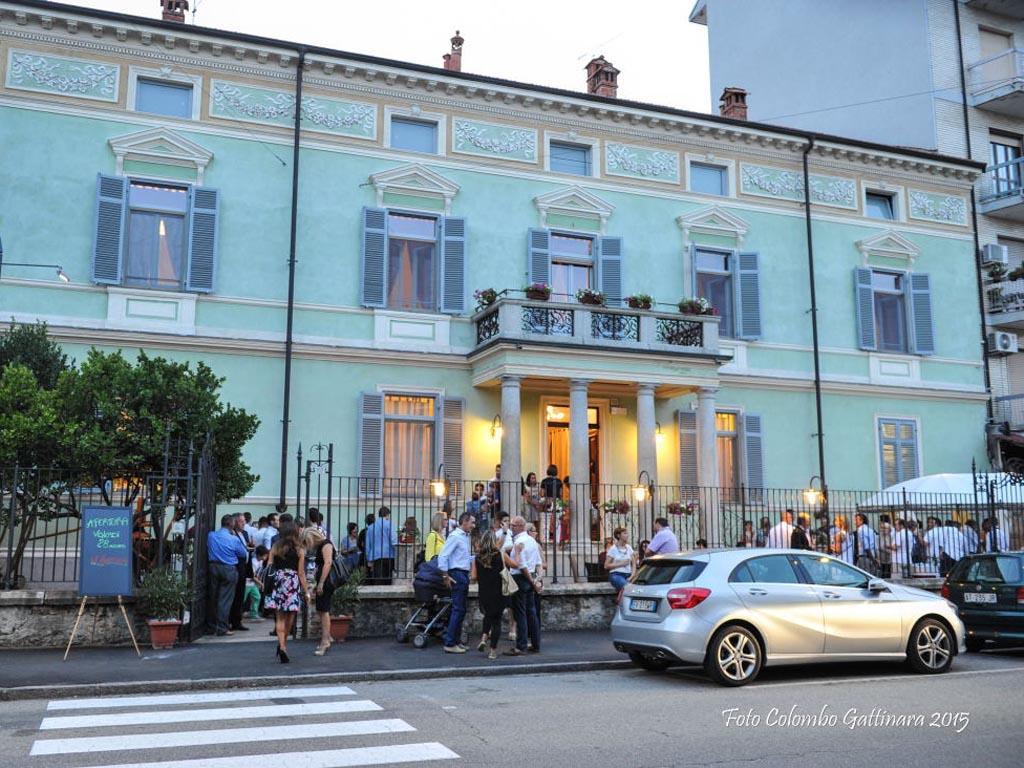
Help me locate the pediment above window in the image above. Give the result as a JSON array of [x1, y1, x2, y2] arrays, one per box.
[[534, 185, 615, 233], [370, 163, 460, 214], [856, 230, 920, 266], [676, 205, 748, 245], [108, 127, 213, 183]]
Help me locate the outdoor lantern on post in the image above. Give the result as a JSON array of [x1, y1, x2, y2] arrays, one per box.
[[490, 414, 503, 440], [803, 475, 826, 508], [633, 470, 654, 504], [431, 463, 449, 499]]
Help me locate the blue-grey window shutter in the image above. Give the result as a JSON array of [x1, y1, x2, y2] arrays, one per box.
[[733, 251, 762, 339], [907, 273, 935, 355], [598, 236, 623, 307], [687, 243, 697, 298], [677, 409, 698, 488], [439, 216, 466, 314], [439, 397, 465, 481], [742, 413, 765, 496], [528, 228, 550, 287], [92, 173, 127, 285], [854, 267, 877, 351], [358, 392, 384, 495], [901, 421, 920, 481], [185, 186, 219, 293], [360, 207, 387, 308]]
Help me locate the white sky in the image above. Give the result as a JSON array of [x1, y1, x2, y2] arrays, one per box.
[[81, 0, 712, 112]]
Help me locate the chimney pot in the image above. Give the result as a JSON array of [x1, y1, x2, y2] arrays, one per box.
[[719, 86, 748, 120], [160, 0, 188, 22], [443, 30, 464, 71], [585, 55, 620, 98]]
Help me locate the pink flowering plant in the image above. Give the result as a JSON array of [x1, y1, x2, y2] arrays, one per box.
[[667, 501, 698, 516], [474, 287, 498, 309], [524, 283, 552, 299], [602, 499, 631, 515]]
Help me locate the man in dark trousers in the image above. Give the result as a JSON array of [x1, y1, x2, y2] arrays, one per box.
[[206, 514, 248, 636], [791, 514, 813, 550], [228, 512, 253, 631]]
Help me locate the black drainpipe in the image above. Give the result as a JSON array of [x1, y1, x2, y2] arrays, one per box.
[[278, 47, 307, 509], [954, 0, 992, 424], [802, 136, 827, 494]]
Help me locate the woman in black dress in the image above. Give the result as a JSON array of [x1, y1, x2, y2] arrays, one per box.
[[472, 529, 510, 660], [266, 521, 307, 663], [303, 528, 335, 656]]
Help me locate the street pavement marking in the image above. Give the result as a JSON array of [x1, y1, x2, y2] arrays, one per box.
[[68, 742, 459, 768], [39, 700, 382, 730], [47, 685, 356, 710], [30, 718, 415, 755]]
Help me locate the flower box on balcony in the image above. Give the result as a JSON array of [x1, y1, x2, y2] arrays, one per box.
[[525, 283, 551, 301], [677, 297, 716, 316], [473, 287, 498, 309], [625, 294, 653, 310], [576, 288, 606, 306]]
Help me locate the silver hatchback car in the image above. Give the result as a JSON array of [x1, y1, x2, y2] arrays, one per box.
[[611, 549, 965, 686]]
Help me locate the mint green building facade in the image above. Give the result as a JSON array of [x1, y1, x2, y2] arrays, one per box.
[[0, 2, 989, 522]]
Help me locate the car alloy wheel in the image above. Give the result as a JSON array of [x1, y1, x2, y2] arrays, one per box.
[[706, 625, 762, 686], [908, 619, 953, 674]]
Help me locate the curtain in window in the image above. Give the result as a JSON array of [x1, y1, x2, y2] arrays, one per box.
[[126, 212, 184, 288], [716, 435, 738, 490], [384, 421, 433, 479], [388, 239, 435, 310]]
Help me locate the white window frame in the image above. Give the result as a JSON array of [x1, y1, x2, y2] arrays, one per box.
[[124, 177, 191, 293], [384, 209, 441, 313], [379, 391, 439, 482], [714, 408, 743, 490], [548, 230, 596, 302], [692, 245, 735, 338], [685, 152, 735, 198], [127, 66, 202, 121], [869, 267, 910, 355], [873, 415, 922, 490], [860, 180, 906, 223], [544, 130, 601, 178], [384, 105, 447, 155]]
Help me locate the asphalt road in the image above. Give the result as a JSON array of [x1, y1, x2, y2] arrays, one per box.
[[0, 648, 1022, 768]]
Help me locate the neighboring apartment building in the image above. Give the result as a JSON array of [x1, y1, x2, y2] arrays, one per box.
[[692, 0, 1024, 470], [0, 0, 986, 532]]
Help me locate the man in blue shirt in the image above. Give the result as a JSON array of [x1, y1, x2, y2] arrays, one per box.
[[207, 514, 249, 635], [364, 506, 396, 584], [438, 512, 476, 653]]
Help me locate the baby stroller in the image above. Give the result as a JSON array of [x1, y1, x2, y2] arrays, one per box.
[[396, 559, 452, 649]]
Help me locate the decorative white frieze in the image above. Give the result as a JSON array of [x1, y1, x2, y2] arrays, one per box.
[[605, 142, 679, 183], [5, 49, 119, 102], [908, 190, 968, 226], [209, 80, 376, 138], [452, 118, 537, 162], [740, 163, 857, 209]]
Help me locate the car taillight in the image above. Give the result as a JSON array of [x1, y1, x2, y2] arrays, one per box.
[[940, 584, 950, 600], [666, 587, 711, 610], [1017, 587, 1024, 606]]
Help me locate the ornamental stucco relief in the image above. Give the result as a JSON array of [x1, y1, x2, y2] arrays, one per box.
[[6, 50, 119, 102], [908, 190, 967, 225], [605, 142, 679, 182], [740, 164, 856, 209], [210, 81, 376, 137], [452, 119, 536, 162]]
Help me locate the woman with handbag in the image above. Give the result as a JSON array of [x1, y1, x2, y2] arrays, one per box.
[[472, 529, 514, 660], [303, 528, 335, 656], [265, 521, 308, 663]]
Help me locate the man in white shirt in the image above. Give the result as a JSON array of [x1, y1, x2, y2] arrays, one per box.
[[505, 516, 541, 656], [604, 526, 636, 591], [438, 512, 476, 653], [890, 519, 914, 578], [767, 510, 795, 548], [982, 517, 1009, 552]]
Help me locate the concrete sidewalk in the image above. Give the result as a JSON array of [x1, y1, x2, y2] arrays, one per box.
[[0, 622, 627, 701]]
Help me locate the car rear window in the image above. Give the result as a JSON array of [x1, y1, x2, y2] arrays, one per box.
[[966, 555, 1023, 584], [633, 560, 706, 585]]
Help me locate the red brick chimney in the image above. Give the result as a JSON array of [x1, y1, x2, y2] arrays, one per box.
[[719, 87, 748, 120], [442, 30, 464, 72], [585, 56, 620, 98], [160, 0, 188, 22]]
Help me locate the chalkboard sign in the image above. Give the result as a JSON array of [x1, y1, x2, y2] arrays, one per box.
[[79, 506, 133, 597]]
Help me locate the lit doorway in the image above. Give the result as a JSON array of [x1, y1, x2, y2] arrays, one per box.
[[544, 403, 601, 494]]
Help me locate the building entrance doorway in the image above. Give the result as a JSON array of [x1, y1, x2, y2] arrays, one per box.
[[544, 403, 600, 496]]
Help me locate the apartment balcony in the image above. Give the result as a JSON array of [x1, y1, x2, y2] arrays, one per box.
[[994, 393, 1024, 431], [986, 277, 1024, 329], [978, 157, 1024, 221], [968, 48, 1024, 117], [961, 0, 1024, 20]]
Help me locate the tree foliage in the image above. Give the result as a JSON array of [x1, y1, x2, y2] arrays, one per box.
[[0, 321, 70, 389]]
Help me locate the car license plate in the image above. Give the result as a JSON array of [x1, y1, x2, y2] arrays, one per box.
[[963, 592, 996, 603], [630, 598, 658, 612]]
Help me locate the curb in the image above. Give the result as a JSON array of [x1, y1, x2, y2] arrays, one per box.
[[0, 659, 632, 702]]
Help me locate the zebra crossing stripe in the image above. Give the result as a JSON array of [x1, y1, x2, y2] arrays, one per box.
[[65, 742, 459, 768], [47, 685, 356, 710], [39, 700, 381, 730], [30, 718, 415, 755]]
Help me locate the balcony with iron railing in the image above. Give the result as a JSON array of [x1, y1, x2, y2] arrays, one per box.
[[967, 47, 1024, 117], [978, 156, 1024, 222]]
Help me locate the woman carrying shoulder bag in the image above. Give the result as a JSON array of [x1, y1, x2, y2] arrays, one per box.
[[424, 512, 447, 562], [472, 529, 512, 660]]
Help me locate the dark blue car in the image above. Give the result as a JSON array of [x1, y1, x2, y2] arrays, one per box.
[[942, 552, 1024, 652]]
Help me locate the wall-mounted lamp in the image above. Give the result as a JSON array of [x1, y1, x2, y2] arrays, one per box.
[[632, 469, 654, 504], [803, 475, 825, 507], [431, 463, 449, 498], [490, 414, 503, 440], [655, 421, 664, 444]]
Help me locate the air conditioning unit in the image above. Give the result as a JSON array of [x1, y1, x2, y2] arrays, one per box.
[[988, 331, 1019, 355], [983, 244, 1009, 266]]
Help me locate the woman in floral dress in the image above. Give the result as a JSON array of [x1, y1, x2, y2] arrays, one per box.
[[266, 521, 307, 663]]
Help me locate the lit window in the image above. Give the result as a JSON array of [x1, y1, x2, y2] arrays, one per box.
[[549, 141, 592, 176], [695, 248, 733, 337], [135, 79, 193, 119], [716, 411, 739, 489], [390, 117, 439, 154], [690, 162, 727, 196], [878, 418, 918, 487], [865, 192, 896, 220], [125, 182, 188, 290], [383, 395, 435, 481], [387, 213, 437, 311]]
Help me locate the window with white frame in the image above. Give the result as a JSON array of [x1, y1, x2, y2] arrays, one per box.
[[135, 78, 193, 119], [549, 232, 593, 301], [878, 418, 919, 487], [549, 141, 593, 176], [694, 248, 734, 337], [871, 271, 907, 353], [387, 212, 437, 311], [716, 411, 740, 489], [390, 117, 439, 154], [125, 181, 189, 290], [383, 394, 436, 480], [865, 191, 897, 220], [690, 162, 728, 196]]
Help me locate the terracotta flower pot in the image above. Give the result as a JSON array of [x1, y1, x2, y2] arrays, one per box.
[[147, 619, 181, 650], [330, 615, 353, 643], [579, 295, 605, 306], [525, 289, 550, 301]]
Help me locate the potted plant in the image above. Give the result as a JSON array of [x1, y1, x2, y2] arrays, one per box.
[[576, 287, 606, 306], [602, 499, 631, 515], [136, 568, 190, 649], [524, 283, 551, 301], [625, 293, 653, 310], [473, 287, 498, 309], [398, 516, 420, 545], [328, 567, 364, 643], [667, 501, 697, 516], [677, 297, 717, 316], [1009, 266, 1024, 282], [988, 263, 1008, 283]]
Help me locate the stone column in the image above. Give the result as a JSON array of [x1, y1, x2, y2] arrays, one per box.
[[500, 375, 522, 516], [636, 383, 658, 543], [696, 386, 719, 542], [569, 379, 591, 562]]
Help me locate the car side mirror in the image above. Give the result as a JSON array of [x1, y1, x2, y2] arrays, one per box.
[[867, 578, 889, 592]]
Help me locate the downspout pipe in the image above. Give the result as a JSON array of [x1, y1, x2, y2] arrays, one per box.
[[802, 136, 827, 495], [953, 0, 993, 424], [278, 47, 307, 509]]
